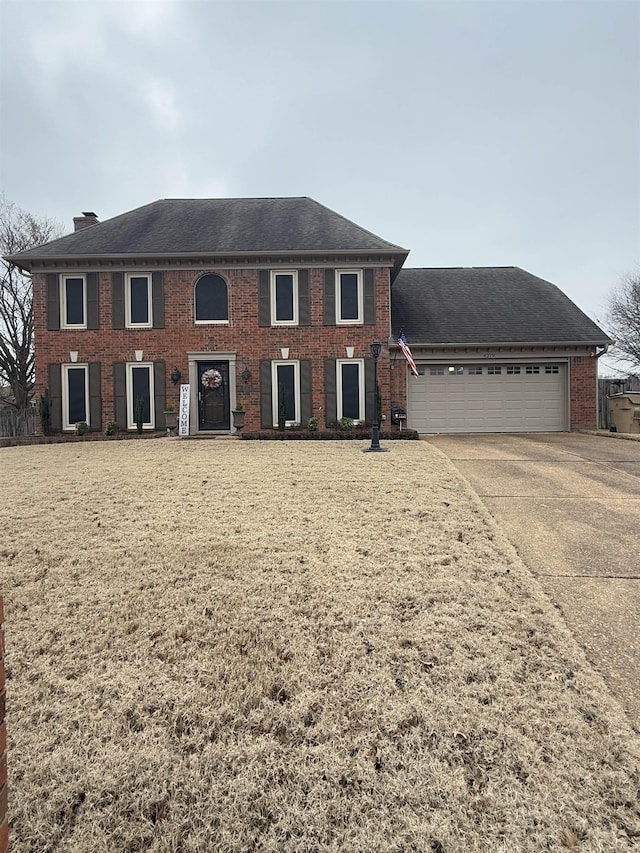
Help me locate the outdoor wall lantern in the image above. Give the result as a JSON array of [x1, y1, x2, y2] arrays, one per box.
[[242, 368, 251, 383], [69, 351, 78, 363], [364, 341, 387, 454], [171, 367, 182, 385]]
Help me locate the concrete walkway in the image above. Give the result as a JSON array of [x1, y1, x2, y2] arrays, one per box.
[[425, 432, 640, 726]]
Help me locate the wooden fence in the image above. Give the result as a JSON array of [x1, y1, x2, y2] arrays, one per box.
[[0, 406, 36, 438], [598, 376, 640, 430]]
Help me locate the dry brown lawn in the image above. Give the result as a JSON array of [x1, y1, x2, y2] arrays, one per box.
[[0, 439, 639, 852]]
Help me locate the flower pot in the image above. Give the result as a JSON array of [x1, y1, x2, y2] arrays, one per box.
[[232, 409, 246, 431], [164, 410, 178, 434]]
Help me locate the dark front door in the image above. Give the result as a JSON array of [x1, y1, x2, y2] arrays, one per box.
[[197, 361, 230, 430]]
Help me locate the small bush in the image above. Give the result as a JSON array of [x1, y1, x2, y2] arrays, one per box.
[[75, 421, 89, 436], [38, 391, 52, 436], [307, 417, 319, 432], [339, 417, 354, 432], [104, 421, 119, 437]]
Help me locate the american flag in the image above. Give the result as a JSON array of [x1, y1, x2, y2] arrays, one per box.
[[398, 331, 419, 377]]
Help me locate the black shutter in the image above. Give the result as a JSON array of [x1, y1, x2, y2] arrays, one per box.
[[298, 269, 310, 326], [152, 272, 164, 329], [300, 359, 312, 424], [153, 361, 166, 428], [48, 364, 62, 432], [364, 269, 375, 325], [89, 362, 102, 431], [260, 359, 272, 428], [112, 272, 125, 329], [113, 362, 127, 430], [87, 272, 99, 329], [324, 358, 337, 427], [323, 269, 335, 325], [258, 270, 270, 327], [47, 274, 60, 331], [364, 358, 375, 424]]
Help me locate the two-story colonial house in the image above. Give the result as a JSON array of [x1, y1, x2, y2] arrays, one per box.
[[7, 197, 611, 435]]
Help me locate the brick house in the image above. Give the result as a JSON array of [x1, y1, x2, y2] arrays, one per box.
[[7, 197, 611, 435]]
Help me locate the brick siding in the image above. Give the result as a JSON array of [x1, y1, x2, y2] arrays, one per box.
[[33, 267, 393, 433], [569, 355, 598, 430]]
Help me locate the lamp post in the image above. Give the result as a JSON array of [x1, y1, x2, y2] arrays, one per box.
[[364, 341, 387, 453]]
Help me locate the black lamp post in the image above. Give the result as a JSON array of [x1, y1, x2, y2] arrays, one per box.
[[364, 341, 387, 453]]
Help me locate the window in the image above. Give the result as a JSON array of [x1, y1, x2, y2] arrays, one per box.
[[545, 365, 559, 374], [62, 364, 89, 430], [126, 274, 152, 327], [468, 367, 483, 375], [507, 366, 521, 375], [271, 361, 300, 426], [270, 271, 298, 325], [61, 275, 86, 328], [430, 366, 444, 376], [194, 274, 229, 323], [488, 366, 502, 375], [448, 366, 464, 375], [126, 363, 155, 430], [336, 270, 363, 324], [337, 359, 365, 422], [526, 365, 540, 375]]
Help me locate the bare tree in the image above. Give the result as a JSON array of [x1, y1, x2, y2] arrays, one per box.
[[0, 198, 63, 415], [607, 271, 640, 377]]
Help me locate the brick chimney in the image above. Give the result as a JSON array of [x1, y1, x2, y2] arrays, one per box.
[[73, 211, 99, 231]]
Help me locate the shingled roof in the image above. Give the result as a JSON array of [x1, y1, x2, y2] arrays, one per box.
[[7, 197, 408, 270], [391, 267, 612, 346]]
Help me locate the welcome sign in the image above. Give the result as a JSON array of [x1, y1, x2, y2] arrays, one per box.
[[178, 384, 190, 437]]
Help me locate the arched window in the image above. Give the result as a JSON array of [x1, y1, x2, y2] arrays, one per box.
[[194, 274, 228, 323]]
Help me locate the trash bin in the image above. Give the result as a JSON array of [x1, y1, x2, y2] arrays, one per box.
[[608, 393, 640, 434]]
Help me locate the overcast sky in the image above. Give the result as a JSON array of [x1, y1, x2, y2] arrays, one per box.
[[1, 0, 639, 369]]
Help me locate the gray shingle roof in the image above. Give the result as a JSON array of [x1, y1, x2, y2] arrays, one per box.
[[392, 267, 612, 345], [8, 197, 408, 265]]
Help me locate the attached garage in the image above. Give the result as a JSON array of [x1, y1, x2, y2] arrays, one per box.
[[391, 267, 612, 434], [407, 361, 567, 434]]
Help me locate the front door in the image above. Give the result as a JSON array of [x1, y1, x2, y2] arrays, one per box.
[[197, 361, 230, 430]]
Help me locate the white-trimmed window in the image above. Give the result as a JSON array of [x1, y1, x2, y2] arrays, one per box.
[[271, 361, 300, 426], [468, 366, 483, 375], [125, 274, 152, 327], [336, 270, 363, 324], [430, 366, 444, 376], [126, 363, 155, 430], [488, 366, 502, 375], [545, 365, 559, 374], [337, 359, 365, 423], [61, 275, 87, 329], [194, 274, 229, 324], [448, 366, 464, 375], [271, 271, 298, 325], [62, 364, 89, 430], [526, 365, 540, 375], [507, 366, 521, 375]]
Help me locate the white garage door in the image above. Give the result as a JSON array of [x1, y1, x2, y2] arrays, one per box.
[[408, 363, 566, 434]]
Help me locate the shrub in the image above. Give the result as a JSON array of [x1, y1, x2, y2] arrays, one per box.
[[339, 416, 354, 432], [38, 390, 52, 436], [75, 421, 89, 436], [307, 417, 318, 431], [134, 396, 145, 434], [104, 420, 119, 437]]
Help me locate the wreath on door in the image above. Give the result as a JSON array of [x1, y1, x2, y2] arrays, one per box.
[[201, 368, 223, 390]]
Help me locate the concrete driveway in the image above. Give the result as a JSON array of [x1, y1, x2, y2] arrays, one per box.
[[425, 432, 640, 725]]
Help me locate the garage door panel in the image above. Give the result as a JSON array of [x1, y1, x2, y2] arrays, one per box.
[[408, 363, 566, 434]]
